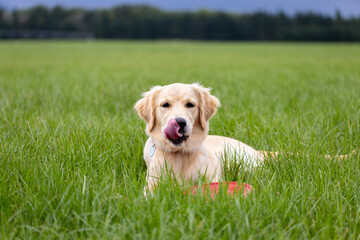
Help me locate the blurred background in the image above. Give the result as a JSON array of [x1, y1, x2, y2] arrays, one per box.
[[0, 0, 359, 40]]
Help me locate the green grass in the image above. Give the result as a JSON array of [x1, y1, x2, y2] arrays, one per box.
[[0, 41, 359, 239]]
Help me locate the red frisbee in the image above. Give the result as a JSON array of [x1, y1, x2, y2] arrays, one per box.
[[185, 182, 252, 199]]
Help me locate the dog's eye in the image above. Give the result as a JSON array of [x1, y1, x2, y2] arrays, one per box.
[[161, 103, 170, 108], [186, 102, 195, 108]]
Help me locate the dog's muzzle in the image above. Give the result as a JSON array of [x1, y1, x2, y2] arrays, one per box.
[[163, 118, 188, 145]]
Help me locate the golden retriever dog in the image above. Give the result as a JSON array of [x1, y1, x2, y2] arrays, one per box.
[[135, 83, 267, 192], [135, 83, 354, 192]]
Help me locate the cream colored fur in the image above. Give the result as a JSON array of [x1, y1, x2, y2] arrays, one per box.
[[135, 83, 265, 192], [135, 83, 355, 193]]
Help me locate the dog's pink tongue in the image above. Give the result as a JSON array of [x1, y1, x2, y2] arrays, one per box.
[[164, 119, 182, 140]]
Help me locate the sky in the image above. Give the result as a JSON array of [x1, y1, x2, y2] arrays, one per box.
[[2, 0, 360, 17]]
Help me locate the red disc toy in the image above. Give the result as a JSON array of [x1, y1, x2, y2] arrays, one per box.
[[185, 182, 252, 199]]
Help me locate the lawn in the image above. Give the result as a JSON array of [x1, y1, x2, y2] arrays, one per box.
[[0, 41, 359, 239]]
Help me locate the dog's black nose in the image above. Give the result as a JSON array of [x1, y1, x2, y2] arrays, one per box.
[[175, 117, 187, 130]]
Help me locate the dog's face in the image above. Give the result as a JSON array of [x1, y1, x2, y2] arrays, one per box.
[[135, 83, 220, 153]]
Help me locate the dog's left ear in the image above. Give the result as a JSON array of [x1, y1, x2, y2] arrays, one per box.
[[134, 86, 162, 133], [192, 83, 221, 129]]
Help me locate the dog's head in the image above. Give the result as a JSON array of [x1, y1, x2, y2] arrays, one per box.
[[135, 83, 220, 153]]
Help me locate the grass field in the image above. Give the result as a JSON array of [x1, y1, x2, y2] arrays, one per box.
[[0, 41, 360, 239]]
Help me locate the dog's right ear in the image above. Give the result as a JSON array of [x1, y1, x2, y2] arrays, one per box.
[[134, 86, 162, 133]]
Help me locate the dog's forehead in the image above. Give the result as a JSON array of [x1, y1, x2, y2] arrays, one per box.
[[158, 84, 196, 100]]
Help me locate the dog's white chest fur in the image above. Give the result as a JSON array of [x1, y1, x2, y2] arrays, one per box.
[[143, 135, 262, 188]]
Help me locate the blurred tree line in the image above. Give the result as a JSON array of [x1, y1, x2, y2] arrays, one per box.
[[0, 5, 359, 40]]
